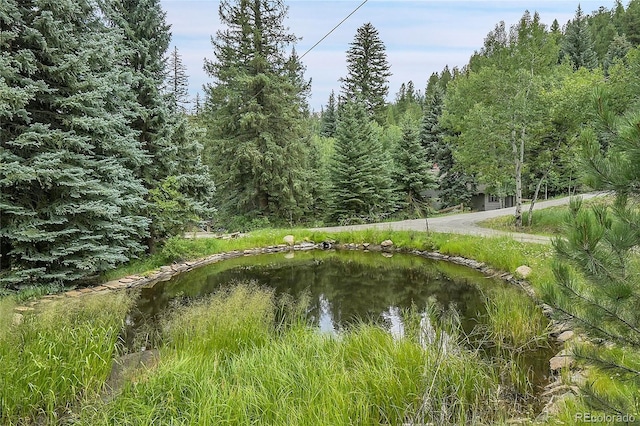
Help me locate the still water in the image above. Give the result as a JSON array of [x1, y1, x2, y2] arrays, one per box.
[[126, 249, 556, 395], [133, 250, 497, 335]]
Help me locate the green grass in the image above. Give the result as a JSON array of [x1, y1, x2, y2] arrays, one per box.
[[0, 292, 135, 425], [81, 283, 509, 425], [478, 196, 613, 236], [478, 206, 569, 235]]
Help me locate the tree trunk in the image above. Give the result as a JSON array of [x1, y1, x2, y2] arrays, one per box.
[[528, 163, 553, 227], [512, 127, 524, 228]]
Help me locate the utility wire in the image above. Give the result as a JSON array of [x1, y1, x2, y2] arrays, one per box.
[[299, 0, 369, 60], [239, 0, 369, 107]]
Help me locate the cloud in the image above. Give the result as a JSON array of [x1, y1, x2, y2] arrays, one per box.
[[162, 0, 605, 111]]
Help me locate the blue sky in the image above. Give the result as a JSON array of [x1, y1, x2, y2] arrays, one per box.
[[161, 0, 612, 112]]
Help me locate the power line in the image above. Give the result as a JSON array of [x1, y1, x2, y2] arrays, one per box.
[[299, 0, 369, 60], [209, 0, 369, 109]]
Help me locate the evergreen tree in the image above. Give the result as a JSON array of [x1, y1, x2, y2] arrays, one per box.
[[543, 88, 640, 415], [320, 90, 338, 137], [166, 45, 190, 112], [0, 0, 148, 287], [285, 47, 312, 116], [340, 22, 392, 123], [604, 33, 632, 73], [393, 118, 435, 215], [588, 5, 617, 62], [420, 86, 474, 207], [203, 0, 313, 224], [623, 0, 640, 44], [150, 121, 215, 236], [107, 0, 214, 248], [562, 5, 599, 70], [329, 102, 394, 222]]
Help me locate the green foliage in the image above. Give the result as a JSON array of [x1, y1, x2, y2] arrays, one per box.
[[320, 90, 337, 137], [0, 292, 134, 424], [543, 90, 640, 414], [328, 102, 396, 223], [165, 46, 190, 112], [393, 117, 436, 215], [0, 0, 149, 287], [604, 34, 632, 74], [340, 22, 392, 124], [81, 283, 507, 425], [562, 5, 599, 71], [203, 0, 313, 224], [148, 176, 201, 239], [444, 11, 559, 226], [421, 85, 475, 208], [106, 0, 214, 249]]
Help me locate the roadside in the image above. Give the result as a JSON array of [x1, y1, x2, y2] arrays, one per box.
[[308, 193, 604, 244]]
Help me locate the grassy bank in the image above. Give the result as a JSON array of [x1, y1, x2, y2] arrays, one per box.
[[80, 284, 510, 425], [103, 228, 553, 296], [3, 225, 627, 424], [0, 293, 134, 425]]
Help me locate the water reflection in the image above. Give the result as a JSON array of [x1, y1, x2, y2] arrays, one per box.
[[131, 250, 493, 338]]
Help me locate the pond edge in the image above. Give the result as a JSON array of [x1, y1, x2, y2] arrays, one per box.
[[16, 240, 580, 423]]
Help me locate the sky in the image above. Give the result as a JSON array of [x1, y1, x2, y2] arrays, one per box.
[[160, 0, 613, 112]]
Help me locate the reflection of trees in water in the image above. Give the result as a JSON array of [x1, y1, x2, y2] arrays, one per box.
[[131, 252, 490, 337]]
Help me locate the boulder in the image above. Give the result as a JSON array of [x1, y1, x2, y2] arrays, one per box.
[[283, 235, 295, 246], [557, 330, 575, 343], [549, 353, 575, 372], [515, 265, 532, 279], [380, 239, 394, 248]]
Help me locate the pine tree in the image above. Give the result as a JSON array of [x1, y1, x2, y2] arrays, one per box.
[[340, 22, 392, 123], [150, 120, 215, 236], [166, 45, 190, 112], [393, 118, 435, 215], [320, 90, 338, 137], [1, 0, 148, 287], [562, 5, 599, 70], [329, 101, 394, 222], [203, 0, 313, 224], [543, 88, 640, 414]]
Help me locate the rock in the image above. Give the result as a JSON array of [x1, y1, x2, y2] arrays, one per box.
[[321, 241, 332, 249], [550, 354, 575, 372], [380, 239, 394, 248], [515, 265, 532, 279], [362, 243, 370, 249], [557, 330, 575, 343], [283, 235, 295, 245], [551, 322, 571, 336], [299, 242, 315, 250]]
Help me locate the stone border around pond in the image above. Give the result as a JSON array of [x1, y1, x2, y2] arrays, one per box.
[[15, 239, 579, 422]]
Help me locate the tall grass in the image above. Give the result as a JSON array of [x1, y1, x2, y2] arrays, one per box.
[[0, 292, 134, 425], [83, 283, 508, 425]]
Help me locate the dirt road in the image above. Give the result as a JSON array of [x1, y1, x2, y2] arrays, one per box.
[[309, 193, 602, 244]]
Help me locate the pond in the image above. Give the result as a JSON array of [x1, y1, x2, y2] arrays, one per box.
[[126, 249, 555, 394]]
